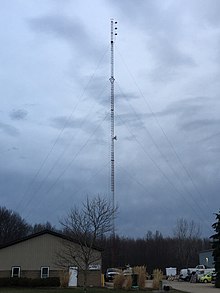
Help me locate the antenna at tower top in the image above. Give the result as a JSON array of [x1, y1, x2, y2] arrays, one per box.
[[110, 19, 118, 42]]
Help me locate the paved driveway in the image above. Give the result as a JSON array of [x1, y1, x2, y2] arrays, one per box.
[[108, 279, 219, 292], [169, 280, 220, 293]]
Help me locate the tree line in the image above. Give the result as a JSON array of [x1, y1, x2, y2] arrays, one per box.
[[100, 230, 211, 274], [0, 205, 212, 274], [0, 206, 57, 245]]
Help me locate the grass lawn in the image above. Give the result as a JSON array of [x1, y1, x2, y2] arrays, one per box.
[[0, 288, 186, 293]]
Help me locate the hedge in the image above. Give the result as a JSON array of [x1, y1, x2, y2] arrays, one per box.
[[0, 277, 60, 287]]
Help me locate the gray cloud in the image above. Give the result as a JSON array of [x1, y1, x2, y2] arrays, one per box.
[[156, 96, 220, 129], [51, 116, 81, 130], [149, 36, 195, 67], [50, 115, 105, 137], [156, 97, 206, 118], [10, 109, 28, 120], [108, 0, 158, 25], [109, 0, 198, 83], [110, 0, 220, 31], [0, 122, 19, 136], [51, 116, 89, 130], [190, 0, 220, 27], [28, 14, 100, 58], [199, 131, 220, 143], [85, 86, 140, 108], [181, 119, 220, 132], [116, 113, 146, 129]]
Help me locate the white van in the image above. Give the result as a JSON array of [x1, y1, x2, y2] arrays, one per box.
[[179, 269, 190, 281]]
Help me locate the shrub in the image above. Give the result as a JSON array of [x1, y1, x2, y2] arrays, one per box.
[[133, 266, 147, 289], [152, 269, 163, 290], [113, 273, 125, 289], [124, 275, 132, 290], [0, 277, 31, 287], [59, 271, 70, 288], [0, 278, 11, 287], [30, 277, 60, 287]]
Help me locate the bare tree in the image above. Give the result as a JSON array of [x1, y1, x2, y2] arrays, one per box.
[[173, 218, 201, 267], [173, 218, 201, 239], [57, 195, 116, 292], [31, 221, 57, 234]]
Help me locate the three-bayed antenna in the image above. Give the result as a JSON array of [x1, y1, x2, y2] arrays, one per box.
[[110, 19, 117, 236]]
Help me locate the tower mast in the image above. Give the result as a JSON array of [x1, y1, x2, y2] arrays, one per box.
[[110, 19, 117, 235]]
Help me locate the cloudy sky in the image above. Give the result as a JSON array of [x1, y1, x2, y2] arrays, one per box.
[[1, 0, 220, 238]]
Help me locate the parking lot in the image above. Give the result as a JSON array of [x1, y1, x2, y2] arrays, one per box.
[[167, 280, 220, 293], [107, 279, 219, 292], [105, 271, 219, 293]]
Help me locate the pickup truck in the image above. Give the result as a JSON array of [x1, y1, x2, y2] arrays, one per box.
[[179, 265, 215, 282], [187, 265, 215, 276]]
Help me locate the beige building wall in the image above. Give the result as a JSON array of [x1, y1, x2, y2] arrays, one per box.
[[0, 233, 102, 287], [0, 234, 66, 270]]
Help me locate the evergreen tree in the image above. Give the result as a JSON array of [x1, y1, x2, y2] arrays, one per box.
[[211, 211, 220, 288]]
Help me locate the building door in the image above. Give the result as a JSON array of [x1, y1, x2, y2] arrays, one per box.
[[69, 267, 78, 287]]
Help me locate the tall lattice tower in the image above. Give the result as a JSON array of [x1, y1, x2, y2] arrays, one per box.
[[110, 19, 117, 235]]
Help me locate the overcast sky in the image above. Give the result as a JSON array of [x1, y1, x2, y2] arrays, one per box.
[[1, 0, 220, 238]]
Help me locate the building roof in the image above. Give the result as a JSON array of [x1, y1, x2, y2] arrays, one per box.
[[199, 249, 214, 254], [0, 229, 102, 251]]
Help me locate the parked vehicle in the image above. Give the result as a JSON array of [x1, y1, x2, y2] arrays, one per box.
[[187, 264, 215, 276], [166, 267, 177, 277], [105, 268, 121, 282], [196, 271, 205, 282], [200, 273, 212, 283], [188, 265, 215, 276], [179, 265, 215, 282], [212, 272, 217, 284], [179, 269, 190, 281], [123, 266, 132, 276]]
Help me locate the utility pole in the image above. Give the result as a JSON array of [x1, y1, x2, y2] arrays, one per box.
[[110, 19, 117, 237]]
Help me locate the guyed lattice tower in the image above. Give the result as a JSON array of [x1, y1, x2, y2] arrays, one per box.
[[110, 19, 117, 235]]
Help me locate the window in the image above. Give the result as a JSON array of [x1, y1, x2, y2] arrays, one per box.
[[11, 267, 21, 278], [41, 267, 49, 279]]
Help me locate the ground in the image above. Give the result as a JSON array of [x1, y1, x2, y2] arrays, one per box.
[[0, 287, 183, 293], [167, 280, 219, 293]]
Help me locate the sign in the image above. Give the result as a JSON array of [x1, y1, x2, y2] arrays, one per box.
[[89, 264, 101, 271]]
